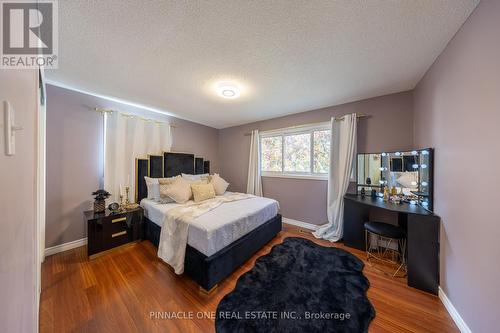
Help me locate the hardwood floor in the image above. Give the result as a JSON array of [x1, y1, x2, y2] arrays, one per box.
[[40, 224, 458, 332]]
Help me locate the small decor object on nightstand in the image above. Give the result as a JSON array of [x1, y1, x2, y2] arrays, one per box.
[[92, 189, 111, 213], [108, 202, 120, 212], [119, 184, 140, 211], [125, 203, 140, 210]]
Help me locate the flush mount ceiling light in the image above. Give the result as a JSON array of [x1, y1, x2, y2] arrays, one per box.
[[216, 82, 241, 99]]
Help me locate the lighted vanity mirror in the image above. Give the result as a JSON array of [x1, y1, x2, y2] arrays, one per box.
[[357, 148, 434, 211]]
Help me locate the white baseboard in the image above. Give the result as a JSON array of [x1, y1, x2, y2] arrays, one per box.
[[283, 217, 320, 231], [439, 287, 471, 333], [45, 238, 87, 257]]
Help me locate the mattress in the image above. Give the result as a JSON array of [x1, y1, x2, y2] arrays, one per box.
[[140, 193, 279, 257]]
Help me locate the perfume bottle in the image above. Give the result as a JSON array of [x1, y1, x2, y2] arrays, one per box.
[[383, 187, 389, 202], [391, 186, 397, 196]]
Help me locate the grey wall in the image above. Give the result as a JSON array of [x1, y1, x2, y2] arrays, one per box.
[[218, 91, 414, 225], [413, 0, 500, 331], [0, 70, 38, 332], [45, 84, 219, 248]]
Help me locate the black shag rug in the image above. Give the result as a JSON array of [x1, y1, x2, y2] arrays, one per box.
[[216, 237, 375, 333]]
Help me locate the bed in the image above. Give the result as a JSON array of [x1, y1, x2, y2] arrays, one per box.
[[136, 152, 282, 292]]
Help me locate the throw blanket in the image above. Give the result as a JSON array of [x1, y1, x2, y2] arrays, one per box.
[[157, 193, 254, 274]]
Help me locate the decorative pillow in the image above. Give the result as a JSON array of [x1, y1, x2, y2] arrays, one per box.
[[186, 178, 209, 185], [191, 183, 216, 202], [211, 173, 229, 195], [164, 177, 192, 204], [182, 173, 209, 181], [158, 176, 179, 203], [200, 174, 212, 183], [182, 178, 209, 198], [144, 177, 160, 200]]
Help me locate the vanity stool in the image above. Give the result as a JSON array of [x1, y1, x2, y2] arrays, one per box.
[[364, 221, 407, 277]]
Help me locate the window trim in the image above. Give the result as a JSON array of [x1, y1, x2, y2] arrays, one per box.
[[260, 122, 331, 180], [261, 172, 328, 181]]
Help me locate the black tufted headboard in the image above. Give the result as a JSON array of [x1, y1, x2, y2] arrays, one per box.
[[135, 152, 210, 203]]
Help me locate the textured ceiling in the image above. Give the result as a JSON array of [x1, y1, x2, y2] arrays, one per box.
[[46, 0, 479, 129]]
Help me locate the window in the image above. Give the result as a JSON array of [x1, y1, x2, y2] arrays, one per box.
[[284, 133, 310, 172], [260, 123, 331, 179], [261, 136, 282, 172], [313, 130, 330, 173]]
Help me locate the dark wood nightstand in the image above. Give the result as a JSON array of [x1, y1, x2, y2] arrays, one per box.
[[84, 207, 144, 258]]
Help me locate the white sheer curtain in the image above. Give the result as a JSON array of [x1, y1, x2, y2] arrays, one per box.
[[104, 111, 172, 203], [313, 113, 357, 242], [246, 129, 263, 196]]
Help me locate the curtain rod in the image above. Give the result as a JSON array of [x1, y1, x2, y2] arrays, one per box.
[[243, 114, 368, 136], [94, 108, 177, 127]]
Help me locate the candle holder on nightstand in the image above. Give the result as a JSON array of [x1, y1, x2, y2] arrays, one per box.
[[123, 185, 139, 210], [125, 186, 131, 206], [118, 193, 125, 212]]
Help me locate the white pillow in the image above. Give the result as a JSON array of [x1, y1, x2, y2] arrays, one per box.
[[211, 173, 229, 195], [164, 177, 192, 203], [144, 177, 160, 201], [182, 173, 209, 181]]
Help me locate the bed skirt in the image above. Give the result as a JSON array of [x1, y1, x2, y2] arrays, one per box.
[[143, 214, 282, 290]]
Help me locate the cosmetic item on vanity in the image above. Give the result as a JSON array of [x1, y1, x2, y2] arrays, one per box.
[[360, 188, 366, 197], [371, 189, 377, 198], [391, 186, 397, 196], [383, 187, 389, 202], [391, 195, 401, 204]]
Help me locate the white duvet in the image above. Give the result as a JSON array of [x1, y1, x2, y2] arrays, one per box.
[[149, 193, 279, 274]]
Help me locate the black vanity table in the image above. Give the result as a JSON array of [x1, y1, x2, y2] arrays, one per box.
[[343, 194, 440, 295]]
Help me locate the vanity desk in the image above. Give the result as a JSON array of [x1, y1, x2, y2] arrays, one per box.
[[343, 194, 440, 295], [346, 148, 439, 295], [344, 194, 440, 295]]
